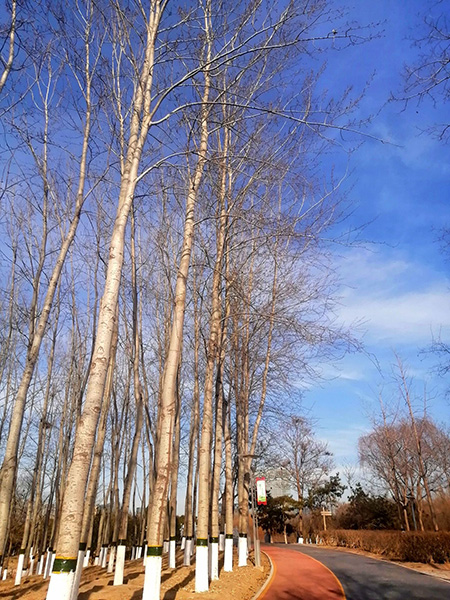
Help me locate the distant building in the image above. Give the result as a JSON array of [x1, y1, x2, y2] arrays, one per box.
[[265, 467, 294, 497]]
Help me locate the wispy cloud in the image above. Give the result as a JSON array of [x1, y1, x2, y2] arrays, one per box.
[[336, 248, 450, 344], [317, 363, 365, 382], [319, 424, 370, 462]]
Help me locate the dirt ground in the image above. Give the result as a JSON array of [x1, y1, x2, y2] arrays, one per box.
[[0, 549, 270, 600]]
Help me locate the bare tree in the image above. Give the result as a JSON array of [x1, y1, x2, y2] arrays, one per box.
[[0, 0, 16, 95], [395, 356, 439, 531], [396, 1, 450, 140], [46, 2, 168, 596], [0, 0, 102, 559]]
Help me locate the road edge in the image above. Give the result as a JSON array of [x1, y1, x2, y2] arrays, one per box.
[[252, 551, 274, 600], [301, 544, 450, 585]]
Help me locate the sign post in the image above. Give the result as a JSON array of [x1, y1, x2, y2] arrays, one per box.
[[256, 477, 267, 506], [320, 508, 332, 531], [250, 477, 267, 568]]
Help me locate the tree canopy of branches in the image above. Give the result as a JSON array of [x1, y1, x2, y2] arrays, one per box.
[[0, 0, 377, 597], [397, 0, 450, 140]]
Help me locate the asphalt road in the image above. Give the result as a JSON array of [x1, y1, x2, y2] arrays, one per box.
[[281, 544, 450, 600]]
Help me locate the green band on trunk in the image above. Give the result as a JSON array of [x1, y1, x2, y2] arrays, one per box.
[[147, 545, 163, 556], [52, 557, 77, 573], [209, 537, 219, 543], [225, 534, 233, 539], [196, 538, 208, 547], [118, 539, 126, 546], [186, 536, 192, 541], [0, 555, 3, 566], [47, 547, 53, 553], [19, 549, 26, 554], [169, 536, 176, 541], [102, 544, 108, 548], [79, 543, 87, 551], [239, 533, 247, 538]]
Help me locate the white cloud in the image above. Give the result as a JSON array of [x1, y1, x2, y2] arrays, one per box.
[[336, 248, 450, 344], [319, 424, 370, 462], [340, 287, 450, 343], [317, 363, 365, 382]]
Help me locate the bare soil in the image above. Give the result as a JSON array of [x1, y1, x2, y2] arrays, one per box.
[[0, 549, 270, 600]]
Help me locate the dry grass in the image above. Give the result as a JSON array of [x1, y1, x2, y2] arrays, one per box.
[[320, 529, 450, 563]]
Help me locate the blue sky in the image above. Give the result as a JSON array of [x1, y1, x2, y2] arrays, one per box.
[[301, 0, 450, 477]]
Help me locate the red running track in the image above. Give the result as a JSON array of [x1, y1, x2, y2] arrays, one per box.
[[259, 545, 346, 600]]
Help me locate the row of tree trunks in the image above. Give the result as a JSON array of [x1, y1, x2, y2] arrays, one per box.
[[0, 2, 391, 596], [143, 4, 212, 596], [0, 0, 96, 559]]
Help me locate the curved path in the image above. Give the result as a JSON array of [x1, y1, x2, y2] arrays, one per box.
[[260, 543, 450, 600], [260, 544, 345, 600]]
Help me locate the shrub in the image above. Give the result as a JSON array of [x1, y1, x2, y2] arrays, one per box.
[[320, 529, 450, 563]]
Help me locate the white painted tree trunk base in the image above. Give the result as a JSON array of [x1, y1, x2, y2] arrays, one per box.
[[83, 550, 90, 567], [224, 538, 233, 572], [210, 542, 219, 581], [142, 554, 162, 600], [38, 555, 45, 575], [46, 571, 76, 600], [101, 547, 108, 569], [29, 557, 35, 575], [208, 541, 212, 575], [131, 547, 136, 560], [238, 537, 247, 567], [107, 546, 115, 573], [183, 539, 192, 566], [195, 545, 209, 593], [2, 569, 7, 580], [14, 553, 25, 585], [70, 549, 85, 600], [43, 551, 53, 579], [113, 545, 126, 586], [219, 533, 225, 551], [169, 540, 176, 569], [180, 537, 185, 551], [163, 541, 169, 554], [94, 556, 99, 566], [142, 544, 148, 565]]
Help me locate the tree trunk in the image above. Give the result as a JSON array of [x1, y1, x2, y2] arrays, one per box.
[[168, 377, 181, 569], [46, 5, 164, 598], [143, 6, 211, 597], [183, 266, 201, 566]]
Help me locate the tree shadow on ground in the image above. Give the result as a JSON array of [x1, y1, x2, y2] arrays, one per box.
[[128, 564, 195, 600], [162, 570, 195, 600], [0, 579, 48, 599], [124, 571, 141, 581], [78, 585, 104, 600], [160, 565, 191, 585]]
